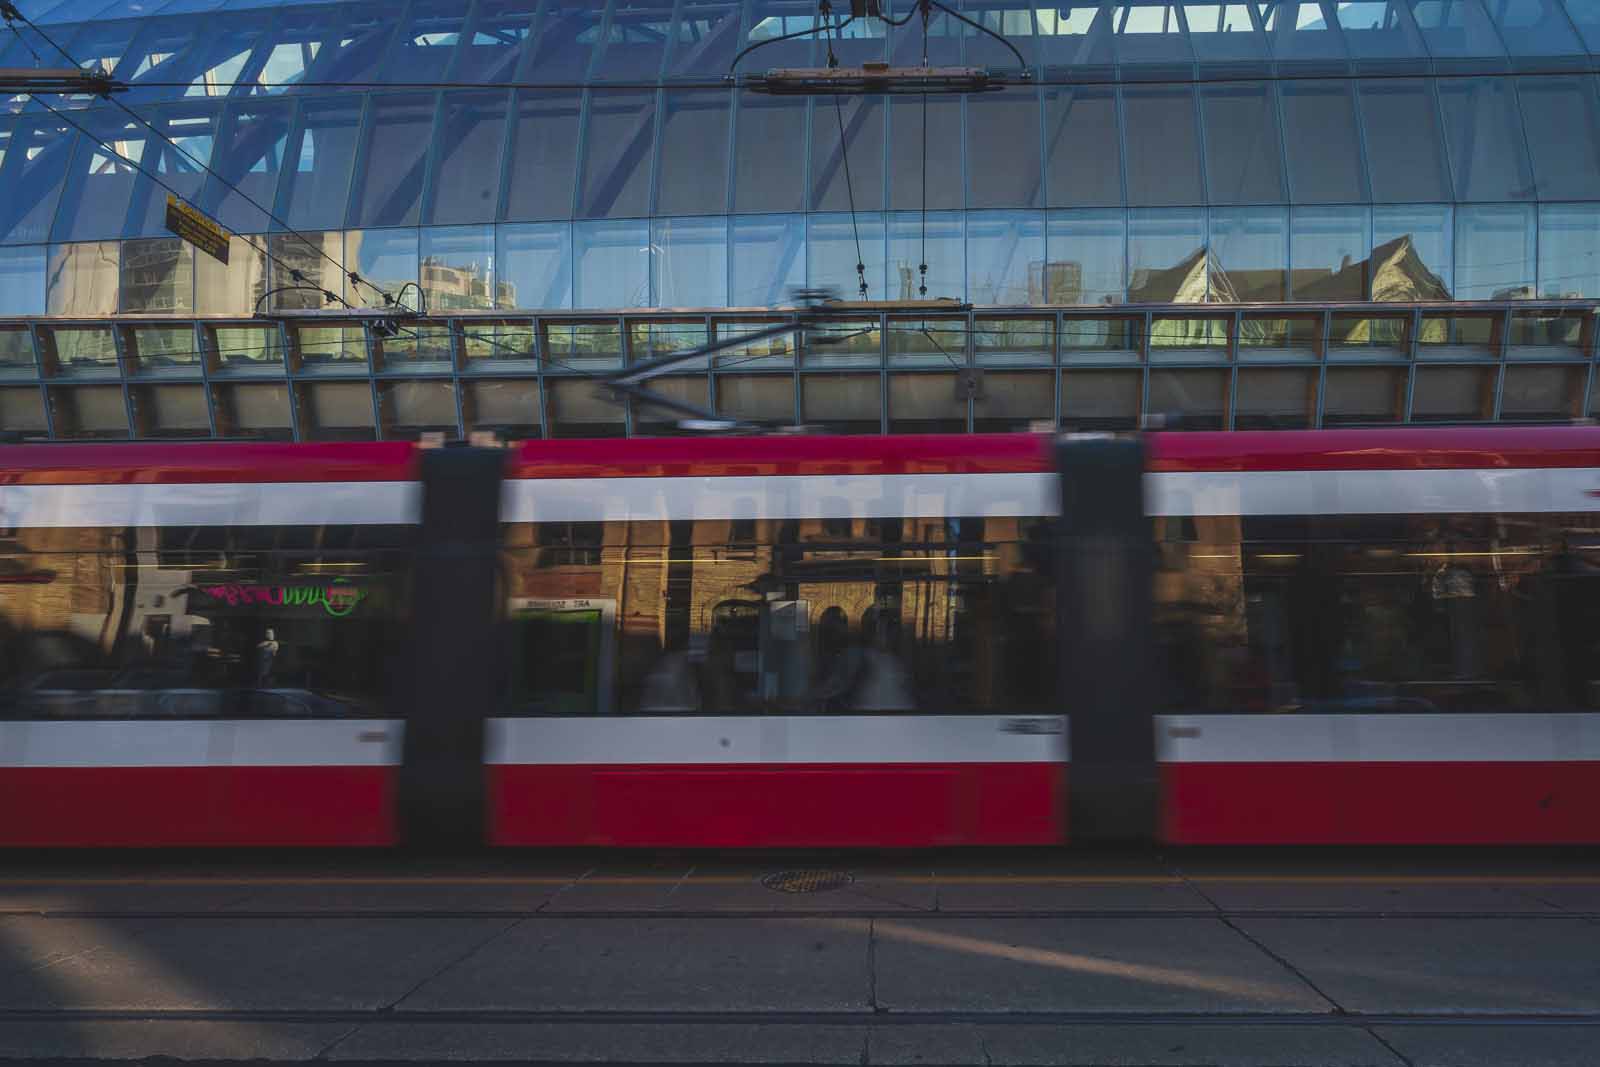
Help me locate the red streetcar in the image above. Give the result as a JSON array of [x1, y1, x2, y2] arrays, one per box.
[[2, 427, 1598, 847]]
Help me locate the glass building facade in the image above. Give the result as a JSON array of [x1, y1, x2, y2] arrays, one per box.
[[1, 0, 1599, 439]]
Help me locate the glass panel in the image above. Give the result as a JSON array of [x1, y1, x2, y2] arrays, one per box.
[[1561, 0, 1600, 53], [656, 91, 730, 216], [0, 325, 35, 379], [46, 242, 119, 317], [888, 94, 962, 212], [267, 231, 344, 311], [802, 373, 881, 434], [0, 117, 73, 246], [967, 89, 1042, 210], [201, 101, 292, 235], [1238, 314, 1321, 358], [454, 0, 539, 83], [422, 225, 496, 312], [887, 211, 963, 302], [1539, 202, 1600, 297], [579, 90, 656, 219], [0, 246, 46, 316], [1337, 0, 1432, 65], [1122, 85, 1204, 207], [1038, 2, 1117, 69], [120, 238, 194, 314], [1280, 81, 1367, 203], [1323, 364, 1405, 424], [713, 318, 795, 367], [279, 97, 362, 232], [258, 5, 395, 91], [346, 228, 418, 310], [1060, 368, 1141, 429], [974, 370, 1053, 432], [1407, 0, 1510, 61], [126, 105, 221, 239], [958, 2, 1034, 66], [546, 375, 624, 438], [1235, 366, 1315, 428], [652, 216, 728, 307], [1517, 77, 1600, 201], [810, 96, 885, 213], [350, 93, 434, 228], [888, 373, 965, 434], [379, 379, 458, 439], [544, 320, 623, 371], [461, 318, 536, 366], [967, 210, 1044, 306], [499, 221, 572, 310], [716, 373, 795, 423], [132, 383, 210, 437], [208, 323, 286, 374], [380, 0, 469, 85], [574, 219, 649, 307], [45, 325, 119, 379], [1044, 86, 1123, 208], [1200, 82, 1287, 205], [523, 0, 608, 81], [214, 381, 292, 438], [503, 91, 581, 221], [1062, 316, 1142, 360], [299, 381, 377, 440], [803, 317, 879, 367], [50, 112, 145, 243], [732, 93, 806, 214], [886, 317, 967, 369], [808, 212, 888, 301], [1184, 2, 1269, 63], [1372, 204, 1453, 300], [428, 91, 509, 226], [1501, 364, 1582, 419], [1411, 364, 1493, 421], [632, 375, 710, 435], [294, 323, 367, 371], [49, 385, 129, 438], [1437, 77, 1537, 201], [159, 11, 268, 98], [629, 319, 708, 363], [1508, 308, 1584, 352], [1209, 206, 1288, 301], [1487, 0, 1587, 60], [1357, 80, 1452, 202], [666, 1, 746, 78], [1111, 2, 1195, 67], [588, 0, 675, 82], [731, 214, 804, 307], [1291, 204, 1371, 301], [974, 317, 1053, 366], [1261, 0, 1349, 66], [1128, 208, 1207, 302], [739, 1, 820, 70], [0, 387, 47, 433], [1151, 314, 1229, 355], [1455, 202, 1536, 299], [466, 379, 541, 438], [1331, 311, 1410, 352], [1149, 368, 1228, 428], [1044, 210, 1126, 304]]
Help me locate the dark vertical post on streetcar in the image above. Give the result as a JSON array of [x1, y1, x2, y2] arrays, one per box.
[[1055, 435, 1157, 842], [398, 447, 505, 848]]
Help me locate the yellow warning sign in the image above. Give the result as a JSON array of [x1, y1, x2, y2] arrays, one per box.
[[164, 196, 230, 265]]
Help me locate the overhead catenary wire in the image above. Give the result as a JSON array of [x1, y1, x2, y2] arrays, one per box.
[[823, 3, 869, 300]]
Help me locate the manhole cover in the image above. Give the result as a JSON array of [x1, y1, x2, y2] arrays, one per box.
[[761, 869, 854, 894]]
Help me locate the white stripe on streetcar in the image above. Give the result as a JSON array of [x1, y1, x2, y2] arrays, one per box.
[[0, 481, 420, 528], [0, 720, 405, 768], [1156, 713, 1600, 764], [485, 714, 1069, 765]]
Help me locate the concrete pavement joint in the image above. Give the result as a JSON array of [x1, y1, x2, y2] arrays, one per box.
[[381, 917, 527, 1015]]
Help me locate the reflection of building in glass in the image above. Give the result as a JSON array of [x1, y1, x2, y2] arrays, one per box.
[[420, 257, 516, 311]]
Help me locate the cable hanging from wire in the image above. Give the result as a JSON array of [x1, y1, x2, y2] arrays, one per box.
[[822, 1, 868, 300]]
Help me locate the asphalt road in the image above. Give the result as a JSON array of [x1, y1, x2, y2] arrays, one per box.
[[0, 850, 1597, 1065]]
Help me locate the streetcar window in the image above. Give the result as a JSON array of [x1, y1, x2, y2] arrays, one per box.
[[1154, 512, 1600, 714], [500, 515, 1057, 716], [0, 525, 410, 719]]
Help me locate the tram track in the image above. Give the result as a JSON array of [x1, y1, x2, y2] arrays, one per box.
[[1, 907, 1595, 921]]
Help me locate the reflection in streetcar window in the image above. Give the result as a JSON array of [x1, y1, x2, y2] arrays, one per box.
[[0, 525, 410, 719], [1154, 512, 1600, 715], [500, 516, 1057, 716]]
